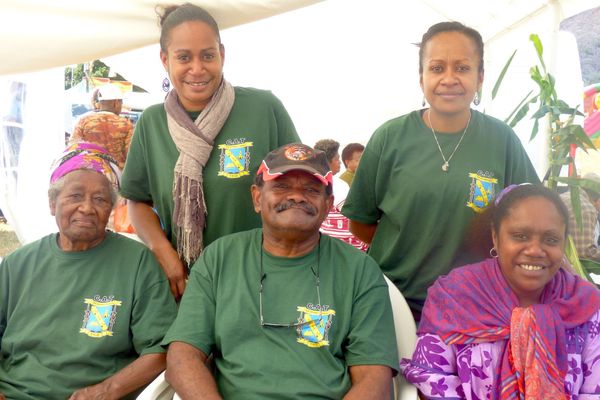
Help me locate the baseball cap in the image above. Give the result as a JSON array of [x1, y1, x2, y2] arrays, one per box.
[[97, 84, 123, 101], [257, 143, 333, 186]]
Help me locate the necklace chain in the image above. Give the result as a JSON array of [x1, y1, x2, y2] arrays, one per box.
[[427, 110, 471, 172]]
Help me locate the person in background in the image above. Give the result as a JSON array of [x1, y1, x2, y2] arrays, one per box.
[[339, 143, 364, 187], [342, 21, 539, 320], [0, 143, 176, 399], [120, 3, 299, 300], [69, 83, 133, 170], [315, 139, 368, 251], [401, 184, 600, 399], [163, 144, 398, 399], [560, 172, 600, 262]]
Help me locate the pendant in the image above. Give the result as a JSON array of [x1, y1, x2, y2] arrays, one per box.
[[442, 162, 449, 172]]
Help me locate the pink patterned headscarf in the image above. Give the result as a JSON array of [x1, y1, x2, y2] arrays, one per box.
[[50, 142, 121, 189]]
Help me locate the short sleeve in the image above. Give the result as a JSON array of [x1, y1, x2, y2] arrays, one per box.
[[130, 250, 178, 355], [120, 112, 152, 202], [269, 92, 300, 146], [344, 257, 399, 372], [342, 129, 384, 224]]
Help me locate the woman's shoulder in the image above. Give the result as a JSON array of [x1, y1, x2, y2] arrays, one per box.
[[368, 110, 422, 144], [473, 110, 516, 137], [233, 86, 278, 102]]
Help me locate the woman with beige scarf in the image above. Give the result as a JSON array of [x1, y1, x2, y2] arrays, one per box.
[[120, 3, 300, 300]]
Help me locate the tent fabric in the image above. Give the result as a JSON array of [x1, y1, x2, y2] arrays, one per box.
[[0, 0, 322, 76]]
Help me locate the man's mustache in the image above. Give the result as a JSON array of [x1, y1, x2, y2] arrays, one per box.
[[274, 200, 317, 216]]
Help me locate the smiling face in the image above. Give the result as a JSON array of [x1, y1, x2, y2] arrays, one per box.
[[252, 170, 333, 238], [420, 31, 483, 122], [50, 169, 113, 252], [160, 20, 225, 112], [492, 196, 567, 307]]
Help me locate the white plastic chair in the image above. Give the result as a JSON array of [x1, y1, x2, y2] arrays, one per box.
[[383, 275, 419, 400], [136, 371, 180, 400]]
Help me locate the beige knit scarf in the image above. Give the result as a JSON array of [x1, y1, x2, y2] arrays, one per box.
[[165, 78, 235, 265]]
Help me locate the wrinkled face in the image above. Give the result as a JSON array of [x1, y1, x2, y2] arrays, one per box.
[[420, 31, 483, 119], [346, 150, 363, 173], [492, 196, 566, 307], [50, 170, 113, 251], [160, 21, 225, 112], [252, 170, 333, 236], [329, 153, 341, 175]]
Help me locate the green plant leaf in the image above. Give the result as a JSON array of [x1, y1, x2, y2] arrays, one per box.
[[529, 118, 539, 141], [492, 50, 517, 100], [510, 102, 531, 128], [529, 34, 546, 71], [504, 91, 534, 123], [570, 186, 583, 232], [570, 125, 597, 150], [532, 105, 551, 119]]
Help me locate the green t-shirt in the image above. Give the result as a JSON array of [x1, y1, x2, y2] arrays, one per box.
[[162, 229, 398, 399], [342, 110, 540, 313], [0, 232, 177, 399], [120, 87, 300, 254]]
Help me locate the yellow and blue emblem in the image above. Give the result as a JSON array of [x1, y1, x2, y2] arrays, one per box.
[[296, 306, 336, 348], [218, 141, 253, 179], [80, 296, 122, 338], [467, 172, 498, 213]]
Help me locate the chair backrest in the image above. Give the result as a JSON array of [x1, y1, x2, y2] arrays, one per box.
[[136, 371, 176, 400], [383, 275, 418, 400]]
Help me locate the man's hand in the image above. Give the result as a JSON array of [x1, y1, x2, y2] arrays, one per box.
[[69, 382, 115, 400], [0, 392, 6, 400]]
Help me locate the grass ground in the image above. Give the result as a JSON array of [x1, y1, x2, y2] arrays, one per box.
[[0, 223, 20, 258]]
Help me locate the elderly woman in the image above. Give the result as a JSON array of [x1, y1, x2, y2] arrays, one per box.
[[400, 184, 600, 399], [0, 143, 176, 399]]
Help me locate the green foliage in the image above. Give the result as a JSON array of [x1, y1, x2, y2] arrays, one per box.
[[493, 33, 598, 257], [64, 60, 110, 90]]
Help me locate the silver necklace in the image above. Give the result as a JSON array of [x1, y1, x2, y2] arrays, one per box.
[[427, 110, 471, 172]]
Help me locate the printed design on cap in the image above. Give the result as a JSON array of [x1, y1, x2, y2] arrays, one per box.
[[284, 144, 314, 161], [296, 304, 336, 348], [218, 140, 253, 179], [80, 295, 122, 338], [467, 171, 498, 213]]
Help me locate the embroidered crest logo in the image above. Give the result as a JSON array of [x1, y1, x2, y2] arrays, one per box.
[[218, 141, 253, 179], [80, 295, 122, 338], [284, 144, 312, 161], [296, 305, 336, 348], [467, 172, 498, 213]]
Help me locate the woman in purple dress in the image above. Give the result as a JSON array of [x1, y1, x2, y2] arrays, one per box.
[[401, 184, 600, 399]]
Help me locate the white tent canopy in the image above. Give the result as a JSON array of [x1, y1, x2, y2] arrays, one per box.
[[1, 0, 599, 244], [0, 0, 321, 76]]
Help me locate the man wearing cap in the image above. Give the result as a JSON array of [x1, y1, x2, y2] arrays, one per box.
[[69, 83, 133, 170], [0, 143, 176, 399], [163, 143, 398, 399], [561, 172, 600, 262]]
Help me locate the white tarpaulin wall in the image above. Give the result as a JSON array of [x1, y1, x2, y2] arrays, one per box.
[[1, 0, 599, 244]]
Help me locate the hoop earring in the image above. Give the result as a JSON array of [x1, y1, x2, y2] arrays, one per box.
[[489, 247, 498, 258], [473, 92, 481, 106]]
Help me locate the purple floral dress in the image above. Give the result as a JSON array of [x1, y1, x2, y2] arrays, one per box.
[[400, 310, 600, 399]]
